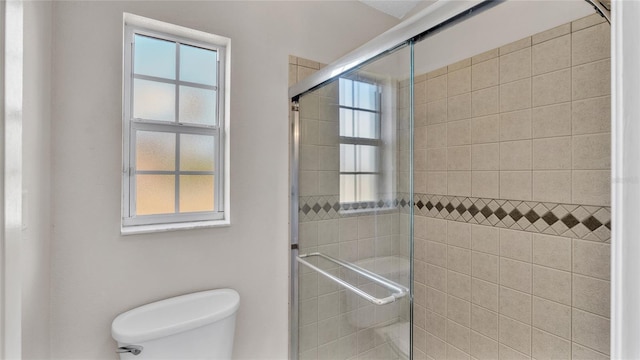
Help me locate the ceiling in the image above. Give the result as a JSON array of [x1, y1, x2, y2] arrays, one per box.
[[359, 0, 426, 19]]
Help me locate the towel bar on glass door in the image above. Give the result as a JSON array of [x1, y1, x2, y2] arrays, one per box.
[[297, 252, 409, 306]]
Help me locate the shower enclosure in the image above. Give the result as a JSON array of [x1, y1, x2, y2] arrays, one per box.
[[291, 1, 612, 359]]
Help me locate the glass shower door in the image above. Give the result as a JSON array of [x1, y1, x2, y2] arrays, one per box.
[[293, 44, 413, 359]]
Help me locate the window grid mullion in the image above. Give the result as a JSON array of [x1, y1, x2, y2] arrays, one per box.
[[174, 42, 181, 214]]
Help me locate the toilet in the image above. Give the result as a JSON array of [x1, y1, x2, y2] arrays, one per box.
[[111, 289, 240, 359]]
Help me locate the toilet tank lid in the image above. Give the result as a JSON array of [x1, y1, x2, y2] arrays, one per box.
[[111, 289, 240, 344]]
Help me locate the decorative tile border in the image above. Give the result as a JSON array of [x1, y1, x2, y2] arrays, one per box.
[[298, 194, 611, 241]]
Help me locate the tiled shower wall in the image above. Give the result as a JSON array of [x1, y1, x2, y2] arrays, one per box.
[[411, 14, 612, 360], [291, 56, 411, 360]]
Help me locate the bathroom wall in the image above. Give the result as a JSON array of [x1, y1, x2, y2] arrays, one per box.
[[412, 13, 611, 359], [292, 56, 411, 359], [48, 2, 399, 359], [22, 1, 53, 358]]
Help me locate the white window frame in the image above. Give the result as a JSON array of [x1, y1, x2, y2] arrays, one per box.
[[122, 14, 231, 234]]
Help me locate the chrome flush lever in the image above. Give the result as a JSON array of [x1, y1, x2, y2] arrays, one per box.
[[116, 345, 143, 356]]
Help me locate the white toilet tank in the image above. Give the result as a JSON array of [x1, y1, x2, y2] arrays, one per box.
[[111, 289, 240, 359]]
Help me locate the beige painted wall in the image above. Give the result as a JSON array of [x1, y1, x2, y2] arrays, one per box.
[[49, 1, 398, 359], [23, 1, 53, 359]]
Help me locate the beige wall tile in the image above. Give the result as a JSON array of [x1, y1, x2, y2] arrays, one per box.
[[448, 295, 471, 327], [472, 58, 499, 91], [415, 80, 427, 106], [448, 221, 471, 248], [427, 123, 447, 148], [572, 13, 606, 32], [533, 170, 572, 203], [532, 103, 572, 138], [471, 305, 498, 340], [300, 170, 318, 196], [572, 170, 611, 206], [413, 326, 427, 354], [472, 143, 499, 171], [500, 140, 532, 170], [427, 171, 448, 195], [532, 23, 571, 45], [427, 264, 447, 292], [415, 103, 427, 127], [449, 271, 472, 301], [532, 34, 571, 75], [339, 217, 358, 241], [532, 234, 572, 271], [448, 119, 471, 146], [472, 251, 499, 283], [500, 109, 532, 141], [472, 115, 500, 144], [532, 265, 572, 305], [318, 121, 339, 146], [427, 74, 447, 102], [428, 66, 448, 79], [532, 328, 571, 360], [472, 87, 499, 117], [447, 320, 471, 353], [415, 126, 428, 150], [573, 133, 611, 170], [473, 49, 499, 64], [532, 296, 572, 339], [427, 287, 448, 317], [289, 64, 297, 86], [572, 23, 611, 66], [500, 286, 532, 324], [449, 93, 472, 121], [317, 292, 340, 320], [300, 145, 319, 170], [318, 219, 339, 245], [299, 118, 319, 145], [500, 48, 532, 83], [499, 315, 531, 356], [470, 331, 499, 360], [298, 66, 317, 81], [500, 79, 531, 112], [447, 344, 470, 359], [426, 217, 447, 243], [572, 309, 610, 355], [299, 323, 318, 353], [449, 58, 472, 72], [426, 332, 447, 359], [449, 146, 472, 170], [427, 99, 447, 124], [318, 171, 338, 195], [573, 240, 610, 280], [426, 240, 447, 267], [415, 149, 428, 171], [472, 278, 499, 312], [448, 246, 472, 275], [472, 171, 499, 198], [500, 171, 532, 201], [572, 59, 611, 100], [449, 67, 472, 96], [427, 148, 447, 170], [298, 58, 320, 69], [472, 225, 499, 255], [500, 229, 532, 262], [300, 93, 319, 119], [289, 55, 298, 65], [533, 137, 572, 170], [299, 221, 318, 248], [572, 96, 611, 135], [500, 37, 532, 55], [500, 258, 532, 293], [499, 344, 530, 360], [533, 68, 571, 107], [573, 274, 610, 317], [572, 343, 609, 360]]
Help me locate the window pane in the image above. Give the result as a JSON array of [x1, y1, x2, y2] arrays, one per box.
[[180, 44, 217, 86], [339, 78, 352, 107], [179, 86, 216, 125], [136, 131, 176, 171], [179, 175, 214, 212], [180, 134, 214, 171], [355, 81, 377, 110], [339, 108, 354, 137], [340, 174, 356, 203], [340, 144, 355, 172], [356, 145, 378, 172], [134, 34, 176, 80], [133, 79, 175, 121], [354, 110, 377, 139], [357, 174, 377, 202], [136, 175, 175, 215]]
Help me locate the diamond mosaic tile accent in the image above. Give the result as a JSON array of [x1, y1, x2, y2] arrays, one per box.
[[298, 193, 611, 241]]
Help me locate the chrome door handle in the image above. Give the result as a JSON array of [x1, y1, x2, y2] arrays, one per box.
[[116, 345, 143, 356]]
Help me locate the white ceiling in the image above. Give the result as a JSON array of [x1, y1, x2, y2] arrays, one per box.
[[359, 0, 425, 19]]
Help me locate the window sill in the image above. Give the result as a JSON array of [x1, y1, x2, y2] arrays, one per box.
[[121, 219, 230, 235]]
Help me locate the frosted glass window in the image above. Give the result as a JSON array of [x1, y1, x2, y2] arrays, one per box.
[[136, 175, 175, 215], [134, 35, 176, 80], [179, 175, 214, 212], [354, 111, 378, 139], [357, 175, 377, 202], [340, 175, 356, 204], [180, 44, 217, 86], [180, 134, 214, 171], [340, 108, 354, 137], [133, 79, 175, 121], [136, 131, 176, 171], [357, 145, 377, 172], [339, 78, 353, 107], [179, 86, 216, 125], [355, 82, 377, 110]]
